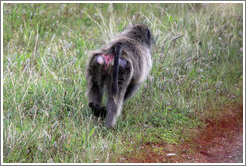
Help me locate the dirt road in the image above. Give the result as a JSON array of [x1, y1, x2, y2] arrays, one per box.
[[123, 105, 243, 163]]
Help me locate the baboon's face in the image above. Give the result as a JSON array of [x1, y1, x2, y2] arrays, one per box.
[[128, 24, 154, 48]]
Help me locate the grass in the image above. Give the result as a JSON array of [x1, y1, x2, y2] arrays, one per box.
[[2, 3, 243, 163]]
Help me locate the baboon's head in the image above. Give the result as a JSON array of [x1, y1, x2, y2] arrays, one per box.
[[125, 24, 154, 49]]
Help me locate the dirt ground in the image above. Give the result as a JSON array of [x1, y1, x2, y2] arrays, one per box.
[[122, 105, 244, 163]]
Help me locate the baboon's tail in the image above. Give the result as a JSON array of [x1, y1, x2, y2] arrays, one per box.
[[112, 43, 122, 95]]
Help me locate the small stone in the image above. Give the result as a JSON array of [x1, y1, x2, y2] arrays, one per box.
[[166, 153, 176, 157]]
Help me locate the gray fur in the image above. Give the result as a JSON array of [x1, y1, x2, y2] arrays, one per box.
[[85, 24, 154, 128]]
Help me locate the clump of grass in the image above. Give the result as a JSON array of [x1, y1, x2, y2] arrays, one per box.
[[3, 3, 243, 163]]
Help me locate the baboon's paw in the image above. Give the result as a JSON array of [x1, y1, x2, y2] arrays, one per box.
[[89, 103, 106, 119], [106, 124, 116, 130], [99, 106, 106, 119]]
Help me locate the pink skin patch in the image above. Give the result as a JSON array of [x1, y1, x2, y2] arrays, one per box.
[[96, 54, 127, 74], [102, 54, 114, 71], [101, 54, 114, 64]]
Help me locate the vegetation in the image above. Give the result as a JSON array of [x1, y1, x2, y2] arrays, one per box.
[[3, 3, 243, 163]]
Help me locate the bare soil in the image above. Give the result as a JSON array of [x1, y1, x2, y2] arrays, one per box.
[[122, 105, 243, 163]]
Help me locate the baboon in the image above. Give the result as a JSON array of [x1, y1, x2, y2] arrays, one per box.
[[85, 24, 154, 128]]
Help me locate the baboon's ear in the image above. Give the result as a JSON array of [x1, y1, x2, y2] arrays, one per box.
[[146, 29, 155, 46], [147, 29, 151, 40]]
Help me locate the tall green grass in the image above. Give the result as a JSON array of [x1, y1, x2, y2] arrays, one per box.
[[3, 3, 243, 163]]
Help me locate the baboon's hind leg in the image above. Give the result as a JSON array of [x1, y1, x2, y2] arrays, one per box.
[[87, 56, 106, 119], [88, 85, 106, 119], [124, 81, 141, 101], [106, 63, 132, 128]]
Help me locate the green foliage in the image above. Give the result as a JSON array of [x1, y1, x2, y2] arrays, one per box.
[[3, 3, 243, 163]]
